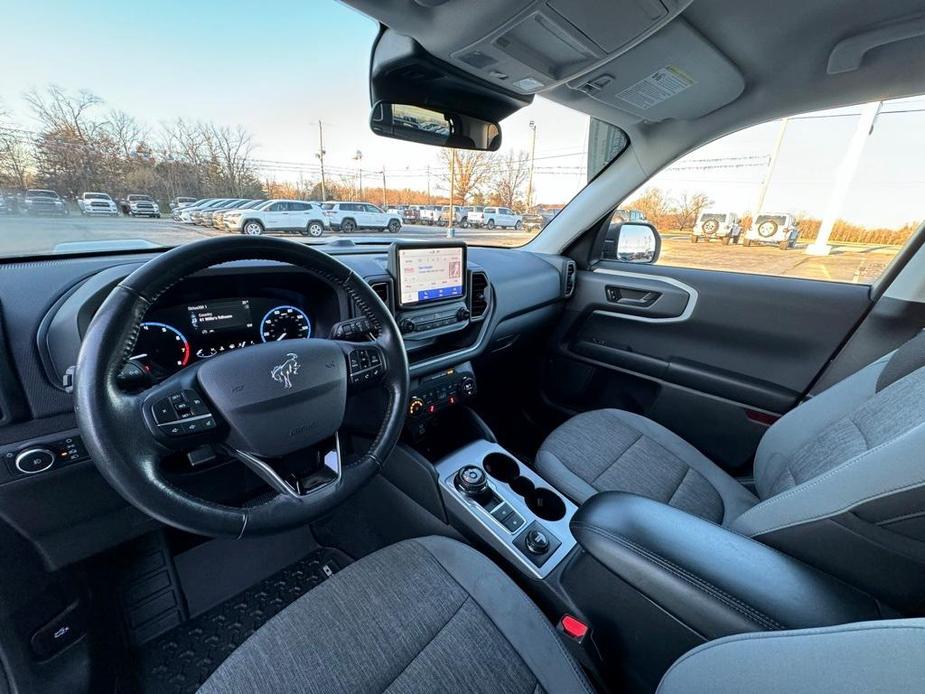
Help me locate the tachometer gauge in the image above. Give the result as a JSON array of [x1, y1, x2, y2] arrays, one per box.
[[260, 306, 311, 342], [132, 322, 191, 376]]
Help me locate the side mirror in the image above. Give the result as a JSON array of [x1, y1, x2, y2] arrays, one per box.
[[602, 222, 661, 264], [370, 102, 502, 151]]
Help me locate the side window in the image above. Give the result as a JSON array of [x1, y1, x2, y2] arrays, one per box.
[[609, 97, 924, 284], [291, 202, 308, 212], [269, 202, 286, 212]]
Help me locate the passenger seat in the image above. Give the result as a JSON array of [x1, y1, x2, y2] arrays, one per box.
[[537, 331, 925, 611]]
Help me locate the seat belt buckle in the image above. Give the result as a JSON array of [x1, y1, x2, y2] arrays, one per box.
[[558, 614, 590, 644]]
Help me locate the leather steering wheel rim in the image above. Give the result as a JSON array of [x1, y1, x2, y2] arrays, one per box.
[[75, 236, 409, 537]]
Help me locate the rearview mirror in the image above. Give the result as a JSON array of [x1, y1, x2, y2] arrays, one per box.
[[602, 222, 661, 264], [370, 102, 502, 151]]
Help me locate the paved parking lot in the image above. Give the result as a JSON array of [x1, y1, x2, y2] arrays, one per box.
[[0, 216, 898, 283], [0, 215, 533, 254]]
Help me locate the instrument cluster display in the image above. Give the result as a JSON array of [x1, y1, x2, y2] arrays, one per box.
[[131, 297, 313, 379]]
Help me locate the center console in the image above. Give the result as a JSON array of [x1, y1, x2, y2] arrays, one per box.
[[389, 241, 473, 339], [433, 439, 578, 579]]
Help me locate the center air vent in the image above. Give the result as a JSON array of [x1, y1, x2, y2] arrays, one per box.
[[564, 261, 576, 297], [468, 271, 490, 319], [369, 280, 393, 312]]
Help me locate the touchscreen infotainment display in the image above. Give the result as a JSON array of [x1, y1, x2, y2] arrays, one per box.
[[397, 246, 465, 306]]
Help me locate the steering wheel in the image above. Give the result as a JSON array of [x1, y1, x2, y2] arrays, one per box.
[[74, 236, 409, 537]]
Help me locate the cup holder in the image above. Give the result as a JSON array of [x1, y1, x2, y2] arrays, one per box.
[[482, 452, 520, 483], [510, 476, 535, 496], [526, 488, 567, 521]]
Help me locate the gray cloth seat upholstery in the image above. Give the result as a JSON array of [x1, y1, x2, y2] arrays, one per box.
[[199, 536, 593, 694], [657, 618, 925, 694], [537, 332, 925, 610]]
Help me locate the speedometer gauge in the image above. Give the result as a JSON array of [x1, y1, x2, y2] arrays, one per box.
[[260, 306, 311, 342], [132, 322, 191, 376]]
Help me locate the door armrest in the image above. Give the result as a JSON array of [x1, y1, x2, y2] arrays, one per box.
[[570, 492, 890, 639]]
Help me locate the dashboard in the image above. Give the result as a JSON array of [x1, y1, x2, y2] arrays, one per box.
[[0, 241, 572, 570]]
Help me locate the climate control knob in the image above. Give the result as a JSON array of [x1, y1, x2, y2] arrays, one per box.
[[456, 306, 471, 322], [399, 319, 416, 334], [408, 396, 425, 417]]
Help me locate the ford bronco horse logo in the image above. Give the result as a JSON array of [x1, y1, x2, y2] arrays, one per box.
[[271, 353, 301, 389]]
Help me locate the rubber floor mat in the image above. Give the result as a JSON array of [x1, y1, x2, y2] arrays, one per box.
[[135, 547, 350, 694]]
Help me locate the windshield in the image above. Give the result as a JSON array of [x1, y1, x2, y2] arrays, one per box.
[[0, 0, 626, 258]]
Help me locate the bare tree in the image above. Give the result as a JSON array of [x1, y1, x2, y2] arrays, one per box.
[[0, 103, 32, 189], [109, 110, 150, 159], [674, 191, 713, 231], [626, 187, 675, 230], [438, 149, 494, 204], [492, 150, 530, 211]]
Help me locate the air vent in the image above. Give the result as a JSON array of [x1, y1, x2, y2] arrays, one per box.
[[564, 261, 576, 297], [369, 280, 393, 312], [468, 271, 490, 319]]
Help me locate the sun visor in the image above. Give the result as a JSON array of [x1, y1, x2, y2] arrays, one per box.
[[568, 19, 744, 122]]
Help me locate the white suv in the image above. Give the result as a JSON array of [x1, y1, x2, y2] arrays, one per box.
[[322, 202, 402, 233], [469, 206, 522, 230], [692, 212, 740, 243], [77, 192, 119, 216], [224, 199, 330, 237]]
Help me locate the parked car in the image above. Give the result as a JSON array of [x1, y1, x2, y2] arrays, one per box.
[[0, 192, 14, 215], [173, 198, 216, 222], [192, 199, 246, 225], [225, 200, 330, 237], [121, 194, 161, 218], [523, 206, 562, 231], [213, 200, 266, 230], [401, 205, 421, 224], [416, 205, 440, 225], [22, 189, 69, 216], [744, 213, 800, 249], [180, 198, 234, 224], [435, 205, 470, 227], [169, 196, 198, 211], [469, 206, 522, 230], [692, 211, 741, 243], [322, 202, 402, 233], [77, 192, 119, 216]]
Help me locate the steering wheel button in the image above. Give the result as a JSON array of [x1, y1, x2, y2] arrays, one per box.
[[152, 398, 176, 424]]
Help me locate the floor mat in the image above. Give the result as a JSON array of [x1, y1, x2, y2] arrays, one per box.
[[135, 546, 351, 694]]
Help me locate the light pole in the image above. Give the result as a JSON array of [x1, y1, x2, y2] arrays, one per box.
[[526, 120, 537, 211], [353, 150, 363, 198], [316, 121, 327, 201]]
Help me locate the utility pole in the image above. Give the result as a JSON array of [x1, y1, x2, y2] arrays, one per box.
[[353, 150, 363, 198], [752, 117, 789, 223], [526, 120, 537, 211], [447, 149, 456, 238], [381, 167, 387, 208], [316, 121, 327, 201], [426, 166, 432, 205], [807, 101, 882, 256]]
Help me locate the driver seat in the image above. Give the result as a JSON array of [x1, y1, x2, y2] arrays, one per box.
[[198, 536, 593, 693]]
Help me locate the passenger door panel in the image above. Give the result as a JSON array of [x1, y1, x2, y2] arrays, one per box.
[[548, 263, 871, 470]]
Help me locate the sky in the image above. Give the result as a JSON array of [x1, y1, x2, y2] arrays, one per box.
[[2, 0, 923, 227]]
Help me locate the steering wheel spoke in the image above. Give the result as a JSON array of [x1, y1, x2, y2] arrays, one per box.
[[139, 367, 226, 451], [336, 338, 388, 392], [222, 433, 342, 499]]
